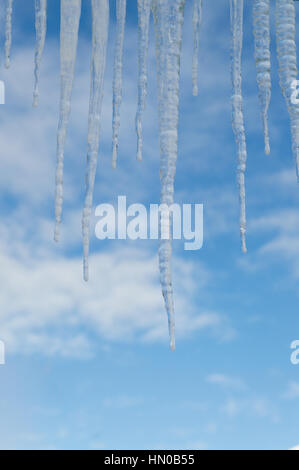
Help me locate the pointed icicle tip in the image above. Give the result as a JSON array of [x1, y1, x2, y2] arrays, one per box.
[[230, 0, 248, 255], [54, 223, 60, 243], [112, 147, 118, 169], [82, 0, 109, 282], [83, 263, 89, 282], [152, 0, 185, 350], [33, 94, 39, 108], [241, 237, 247, 254], [253, 0, 271, 157], [55, 0, 82, 243], [265, 137, 270, 156], [136, 121, 143, 161]]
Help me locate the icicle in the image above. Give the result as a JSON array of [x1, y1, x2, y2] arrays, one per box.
[[152, 0, 185, 351], [253, 0, 271, 155], [192, 0, 202, 97], [135, 0, 152, 162], [82, 0, 109, 282], [5, 0, 13, 69], [276, 0, 299, 180], [112, 0, 127, 169], [33, 0, 47, 107], [230, 0, 247, 254], [54, 0, 81, 243]]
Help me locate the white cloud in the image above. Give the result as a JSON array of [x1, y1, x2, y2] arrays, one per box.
[[239, 205, 299, 281], [290, 445, 299, 450], [206, 374, 245, 390], [283, 382, 299, 400], [222, 398, 241, 418], [185, 441, 208, 451], [0, 231, 234, 357], [261, 168, 297, 190], [251, 398, 279, 422], [103, 395, 143, 409], [220, 396, 279, 422], [252, 210, 299, 234], [89, 440, 106, 450]]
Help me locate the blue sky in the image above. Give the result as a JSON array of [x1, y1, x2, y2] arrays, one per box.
[[0, 0, 299, 450]]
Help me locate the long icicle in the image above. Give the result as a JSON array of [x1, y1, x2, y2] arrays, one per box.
[[136, 0, 152, 162], [192, 0, 202, 97], [54, 0, 81, 243], [82, 0, 109, 282], [253, 0, 271, 155], [276, 0, 299, 179], [152, 0, 185, 351], [230, 0, 247, 254], [33, 0, 47, 107], [112, 0, 127, 169], [5, 0, 13, 69]]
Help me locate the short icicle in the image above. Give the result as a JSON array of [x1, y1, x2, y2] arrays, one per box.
[[33, 0, 47, 107], [152, 0, 186, 351], [82, 0, 109, 282], [112, 0, 127, 169], [192, 0, 202, 97], [54, 0, 82, 243], [253, 0, 271, 155], [230, 0, 247, 254], [5, 0, 13, 69], [276, 0, 299, 180], [136, 0, 152, 162]]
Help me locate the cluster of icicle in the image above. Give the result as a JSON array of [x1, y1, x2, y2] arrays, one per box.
[[3, 0, 299, 350]]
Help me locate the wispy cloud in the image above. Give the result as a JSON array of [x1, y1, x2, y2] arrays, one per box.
[[206, 374, 245, 390], [222, 398, 241, 418], [283, 382, 299, 400], [0, 233, 234, 357], [103, 395, 143, 409]]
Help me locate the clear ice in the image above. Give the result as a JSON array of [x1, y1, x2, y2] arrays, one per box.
[[152, 0, 186, 351], [136, 0, 152, 162], [33, 0, 47, 107], [112, 0, 127, 169], [276, 0, 299, 179], [230, 0, 247, 254], [54, 0, 82, 243], [253, 0, 271, 155], [192, 0, 202, 97], [82, 0, 109, 281], [5, 0, 13, 69]]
